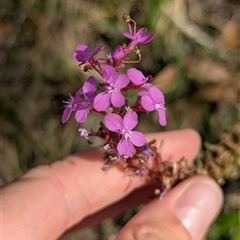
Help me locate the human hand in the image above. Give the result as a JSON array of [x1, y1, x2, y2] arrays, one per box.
[[1, 129, 223, 240]]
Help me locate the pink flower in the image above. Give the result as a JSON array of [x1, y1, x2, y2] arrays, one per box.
[[62, 76, 97, 123], [138, 85, 167, 126], [73, 44, 104, 64], [123, 24, 155, 47], [94, 65, 129, 111], [104, 111, 146, 157]]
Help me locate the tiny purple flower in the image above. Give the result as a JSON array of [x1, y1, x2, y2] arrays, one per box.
[[123, 24, 155, 46], [127, 68, 153, 85], [99, 53, 114, 66], [104, 111, 146, 157], [62, 76, 97, 123], [102, 163, 110, 171], [78, 128, 90, 139], [138, 85, 167, 126], [62, 89, 81, 124], [137, 144, 153, 159], [135, 167, 146, 176], [94, 65, 129, 111], [73, 44, 104, 64], [103, 143, 112, 151]]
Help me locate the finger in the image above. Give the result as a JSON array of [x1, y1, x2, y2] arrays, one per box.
[[2, 129, 200, 240], [66, 183, 160, 233], [115, 175, 223, 240]]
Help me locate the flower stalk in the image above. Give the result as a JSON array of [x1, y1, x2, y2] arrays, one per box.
[[62, 14, 240, 197]]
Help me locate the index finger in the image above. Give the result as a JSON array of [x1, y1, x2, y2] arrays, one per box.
[[2, 129, 200, 240]]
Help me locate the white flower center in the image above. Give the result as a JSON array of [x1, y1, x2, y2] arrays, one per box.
[[107, 86, 119, 93], [122, 129, 132, 139]]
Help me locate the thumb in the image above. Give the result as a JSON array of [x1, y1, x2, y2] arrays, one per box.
[[115, 176, 223, 240]]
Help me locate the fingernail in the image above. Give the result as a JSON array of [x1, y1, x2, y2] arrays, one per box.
[[174, 179, 223, 240]]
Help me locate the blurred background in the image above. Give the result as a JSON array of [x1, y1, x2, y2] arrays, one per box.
[[1, 0, 239, 239]]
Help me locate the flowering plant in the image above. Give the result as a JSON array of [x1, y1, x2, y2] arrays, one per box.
[[61, 14, 197, 196], [62, 14, 239, 197]]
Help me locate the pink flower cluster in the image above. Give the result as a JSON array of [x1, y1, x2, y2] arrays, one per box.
[[62, 14, 166, 171]]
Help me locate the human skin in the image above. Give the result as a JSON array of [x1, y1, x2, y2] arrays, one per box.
[[1, 129, 223, 240]]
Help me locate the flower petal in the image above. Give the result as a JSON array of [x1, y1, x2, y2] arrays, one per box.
[[148, 86, 165, 104], [82, 76, 97, 94], [127, 68, 147, 85], [114, 74, 129, 89], [104, 113, 124, 132], [127, 23, 132, 35], [102, 65, 117, 84], [93, 92, 111, 111], [111, 92, 125, 108], [123, 111, 138, 130], [73, 44, 91, 62], [61, 108, 72, 123], [75, 109, 89, 123], [139, 33, 155, 44], [76, 44, 89, 51], [75, 87, 83, 97], [157, 109, 167, 126], [137, 28, 147, 38], [87, 95, 96, 106], [130, 131, 146, 147], [90, 44, 105, 58], [137, 91, 149, 97], [140, 95, 155, 111], [122, 32, 134, 40], [117, 137, 133, 157]]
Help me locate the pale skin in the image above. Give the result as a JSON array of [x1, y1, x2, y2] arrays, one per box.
[[1, 129, 223, 240]]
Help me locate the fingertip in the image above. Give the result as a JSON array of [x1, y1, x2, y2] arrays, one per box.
[[146, 128, 201, 162], [115, 175, 223, 240], [182, 128, 202, 151], [172, 175, 223, 240]]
